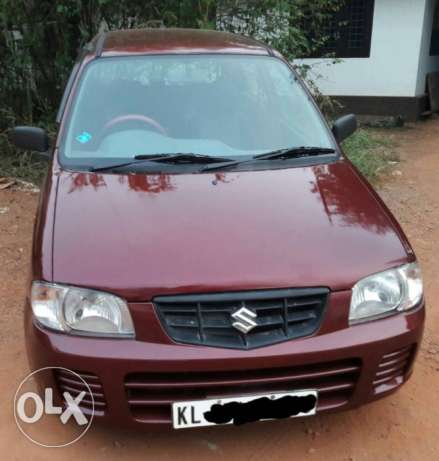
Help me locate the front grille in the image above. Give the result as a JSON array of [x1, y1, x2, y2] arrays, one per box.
[[154, 288, 328, 349], [125, 358, 361, 424], [373, 345, 415, 394], [55, 369, 107, 416]]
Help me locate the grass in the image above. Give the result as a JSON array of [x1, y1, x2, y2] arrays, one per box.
[[0, 127, 397, 186], [0, 109, 53, 186], [342, 128, 398, 183], [0, 135, 47, 186]]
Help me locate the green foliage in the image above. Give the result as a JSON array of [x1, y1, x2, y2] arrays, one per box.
[[343, 129, 398, 183], [218, 0, 342, 59]]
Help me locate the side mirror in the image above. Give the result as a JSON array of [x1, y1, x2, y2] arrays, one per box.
[[10, 126, 50, 154], [332, 114, 357, 143]]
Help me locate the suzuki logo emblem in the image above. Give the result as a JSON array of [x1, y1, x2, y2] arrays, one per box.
[[231, 307, 257, 334]]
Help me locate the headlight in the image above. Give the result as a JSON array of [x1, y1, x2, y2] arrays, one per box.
[[31, 282, 135, 337], [349, 262, 423, 324]]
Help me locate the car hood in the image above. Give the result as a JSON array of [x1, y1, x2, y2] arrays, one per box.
[[53, 160, 411, 301]]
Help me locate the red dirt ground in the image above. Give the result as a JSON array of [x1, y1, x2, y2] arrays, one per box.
[[1, 118, 438, 460]]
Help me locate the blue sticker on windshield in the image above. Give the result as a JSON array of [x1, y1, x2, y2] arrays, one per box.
[[76, 131, 92, 144]]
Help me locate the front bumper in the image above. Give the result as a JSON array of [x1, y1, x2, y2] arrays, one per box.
[[24, 291, 425, 430]]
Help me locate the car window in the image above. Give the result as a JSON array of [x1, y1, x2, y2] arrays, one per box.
[[61, 55, 334, 165]]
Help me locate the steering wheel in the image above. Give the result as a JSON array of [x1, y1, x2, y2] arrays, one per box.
[[97, 114, 167, 144]]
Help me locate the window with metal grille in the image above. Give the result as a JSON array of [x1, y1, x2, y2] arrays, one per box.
[[303, 0, 375, 59]]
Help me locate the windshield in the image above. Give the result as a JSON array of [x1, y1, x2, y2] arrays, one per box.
[[60, 54, 334, 169]]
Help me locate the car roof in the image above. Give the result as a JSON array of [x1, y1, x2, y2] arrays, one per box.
[[87, 28, 273, 57]]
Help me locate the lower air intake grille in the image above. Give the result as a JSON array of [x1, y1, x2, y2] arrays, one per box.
[[373, 345, 416, 393], [55, 369, 106, 416], [125, 358, 361, 424], [154, 288, 328, 349]]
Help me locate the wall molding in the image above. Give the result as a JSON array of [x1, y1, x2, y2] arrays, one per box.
[[333, 95, 428, 121]]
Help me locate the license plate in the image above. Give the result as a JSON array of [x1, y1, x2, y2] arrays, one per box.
[[172, 390, 317, 429]]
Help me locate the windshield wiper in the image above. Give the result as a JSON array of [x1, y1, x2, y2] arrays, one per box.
[[90, 153, 234, 172], [137, 153, 234, 164], [199, 146, 336, 173], [254, 146, 336, 160]]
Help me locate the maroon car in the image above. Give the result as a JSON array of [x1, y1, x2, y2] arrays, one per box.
[[12, 29, 424, 429]]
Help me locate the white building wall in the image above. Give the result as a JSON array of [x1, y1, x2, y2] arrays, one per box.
[[296, 0, 428, 98], [416, 0, 439, 95]]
